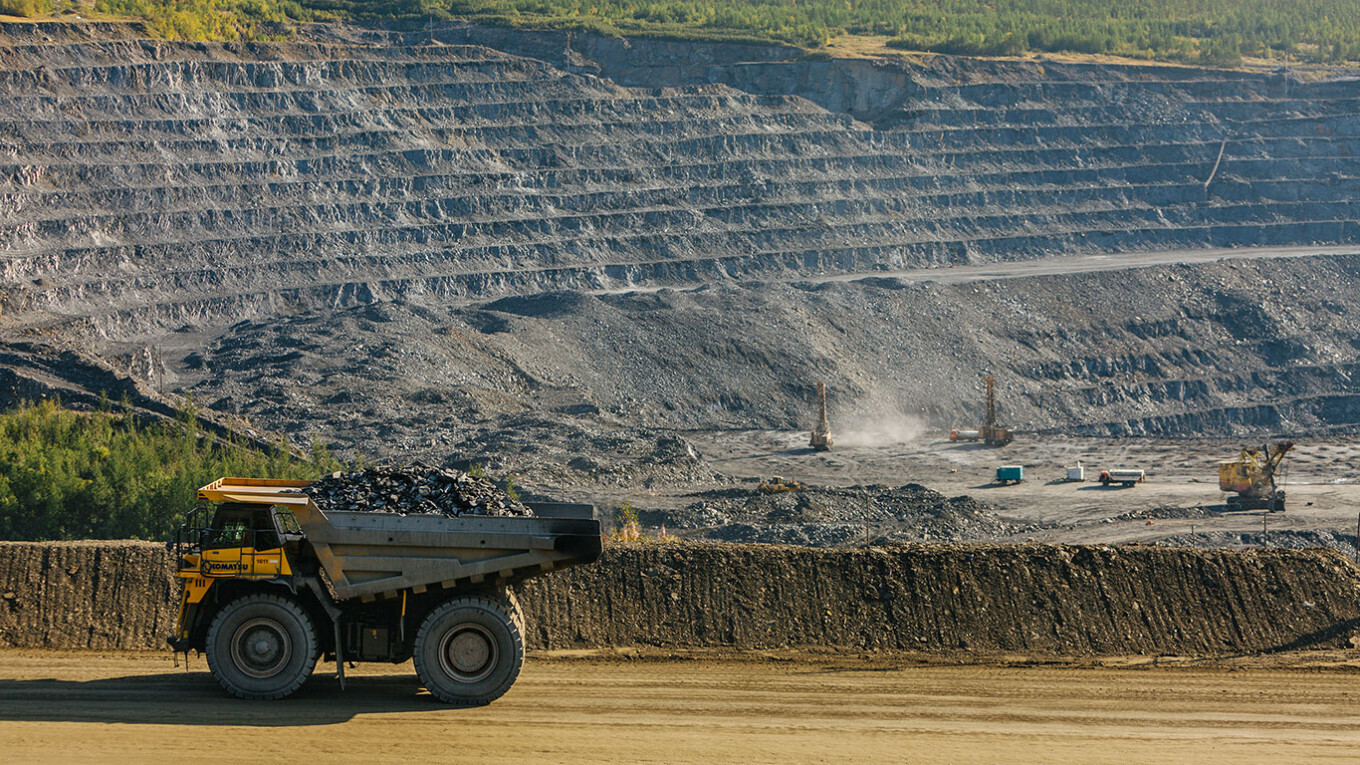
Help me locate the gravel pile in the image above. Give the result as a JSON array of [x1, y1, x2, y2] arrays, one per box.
[[451, 416, 723, 489], [304, 465, 533, 518], [655, 483, 1020, 546], [1154, 529, 1360, 559], [1113, 505, 1216, 521]]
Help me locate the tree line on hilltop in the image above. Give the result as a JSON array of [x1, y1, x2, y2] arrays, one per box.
[[3, 0, 1357, 66]]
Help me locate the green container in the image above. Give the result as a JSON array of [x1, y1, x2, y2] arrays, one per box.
[[996, 465, 1024, 483]]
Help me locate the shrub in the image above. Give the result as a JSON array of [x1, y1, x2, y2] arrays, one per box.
[[60, 0, 1360, 66], [612, 501, 641, 542], [0, 0, 57, 17]]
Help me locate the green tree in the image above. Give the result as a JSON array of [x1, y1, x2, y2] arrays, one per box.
[[0, 400, 343, 541]]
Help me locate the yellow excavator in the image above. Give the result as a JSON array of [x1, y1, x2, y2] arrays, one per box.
[[1219, 441, 1293, 512], [759, 476, 804, 493]]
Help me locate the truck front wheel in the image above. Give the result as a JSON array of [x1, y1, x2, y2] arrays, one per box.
[[205, 593, 317, 700], [414, 596, 524, 706]]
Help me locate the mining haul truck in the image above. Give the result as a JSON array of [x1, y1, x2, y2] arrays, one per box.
[[169, 477, 602, 705]]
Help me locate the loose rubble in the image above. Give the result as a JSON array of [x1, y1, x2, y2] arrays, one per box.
[[652, 482, 1020, 546], [303, 465, 533, 518], [1154, 529, 1360, 560], [1113, 505, 1216, 522]]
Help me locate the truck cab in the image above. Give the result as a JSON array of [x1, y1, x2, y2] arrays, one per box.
[[190, 502, 299, 574]]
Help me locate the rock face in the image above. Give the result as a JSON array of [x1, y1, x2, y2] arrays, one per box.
[[4, 541, 1359, 656], [304, 464, 532, 517], [2, 34, 1354, 332], [1, 28, 1359, 452]]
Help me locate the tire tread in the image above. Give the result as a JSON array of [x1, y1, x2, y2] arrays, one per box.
[[205, 592, 317, 700], [413, 595, 524, 706]]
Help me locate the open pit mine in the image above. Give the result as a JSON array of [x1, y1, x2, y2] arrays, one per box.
[[2, 19, 1360, 760]]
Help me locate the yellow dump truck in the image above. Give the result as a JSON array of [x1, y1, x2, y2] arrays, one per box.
[[170, 477, 601, 705]]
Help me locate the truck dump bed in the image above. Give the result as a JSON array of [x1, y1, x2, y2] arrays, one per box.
[[199, 477, 602, 601]]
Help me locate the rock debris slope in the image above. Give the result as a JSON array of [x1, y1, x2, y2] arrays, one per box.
[[181, 256, 1360, 455]]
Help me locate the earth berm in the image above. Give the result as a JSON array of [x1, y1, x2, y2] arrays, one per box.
[[3, 541, 1358, 657]]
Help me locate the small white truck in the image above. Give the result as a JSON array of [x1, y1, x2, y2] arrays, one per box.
[[1099, 468, 1145, 487]]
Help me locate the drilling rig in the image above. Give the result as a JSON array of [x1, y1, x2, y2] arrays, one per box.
[[978, 374, 1013, 447], [950, 375, 1013, 446], [1220, 441, 1293, 512], [809, 381, 833, 451]]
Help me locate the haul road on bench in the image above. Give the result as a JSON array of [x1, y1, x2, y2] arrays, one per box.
[[169, 477, 602, 705]]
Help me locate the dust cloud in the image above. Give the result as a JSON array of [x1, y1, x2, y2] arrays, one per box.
[[830, 402, 928, 448]]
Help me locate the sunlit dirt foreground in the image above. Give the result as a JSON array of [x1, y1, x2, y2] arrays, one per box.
[[2, 650, 1359, 764]]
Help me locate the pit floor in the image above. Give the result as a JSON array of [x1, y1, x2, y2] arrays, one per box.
[[680, 431, 1360, 545]]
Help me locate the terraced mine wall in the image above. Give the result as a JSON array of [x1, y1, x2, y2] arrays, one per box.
[[3, 28, 1360, 448], [6, 32, 1356, 335], [4, 541, 1359, 655]]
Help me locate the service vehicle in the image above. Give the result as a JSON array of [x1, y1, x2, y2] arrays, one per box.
[[995, 465, 1024, 484], [1099, 469, 1145, 487]]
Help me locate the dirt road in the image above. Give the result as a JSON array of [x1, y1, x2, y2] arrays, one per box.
[[828, 244, 1360, 287], [3, 649, 1358, 764], [597, 244, 1360, 297]]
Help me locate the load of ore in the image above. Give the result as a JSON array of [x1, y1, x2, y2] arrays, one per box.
[[303, 464, 533, 518]]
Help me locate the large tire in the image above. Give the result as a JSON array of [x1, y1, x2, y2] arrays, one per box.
[[205, 593, 317, 700], [413, 595, 524, 706]]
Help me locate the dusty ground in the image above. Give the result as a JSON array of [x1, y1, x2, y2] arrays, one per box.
[[679, 430, 1360, 548], [2, 649, 1359, 764]]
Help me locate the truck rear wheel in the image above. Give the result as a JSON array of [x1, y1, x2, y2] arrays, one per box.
[[414, 596, 523, 706], [500, 588, 526, 639], [206, 593, 317, 700]]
